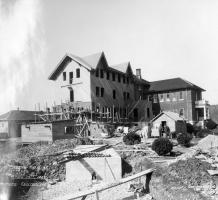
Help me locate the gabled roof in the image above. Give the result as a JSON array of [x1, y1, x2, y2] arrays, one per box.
[[82, 52, 106, 68], [151, 111, 184, 122], [48, 52, 107, 80], [149, 77, 205, 93], [110, 62, 132, 74], [0, 110, 39, 121]]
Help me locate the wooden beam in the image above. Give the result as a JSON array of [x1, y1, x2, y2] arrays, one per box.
[[51, 168, 155, 200], [61, 82, 83, 88]]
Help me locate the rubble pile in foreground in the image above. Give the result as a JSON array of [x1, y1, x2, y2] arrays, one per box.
[[0, 138, 93, 181]]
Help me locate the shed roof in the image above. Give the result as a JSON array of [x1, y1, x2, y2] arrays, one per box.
[[149, 77, 205, 93], [151, 111, 185, 122], [0, 110, 38, 121]]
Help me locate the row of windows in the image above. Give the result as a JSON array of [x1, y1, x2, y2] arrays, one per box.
[[95, 69, 130, 84], [63, 68, 80, 83], [96, 87, 130, 100], [153, 91, 184, 103]]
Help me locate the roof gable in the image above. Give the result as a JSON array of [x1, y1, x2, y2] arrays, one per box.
[[151, 111, 184, 122], [149, 77, 205, 93], [82, 52, 108, 69], [48, 52, 107, 80], [110, 62, 133, 74]]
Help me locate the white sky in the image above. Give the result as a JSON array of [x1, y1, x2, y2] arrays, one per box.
[[1, 0, 218, 113]]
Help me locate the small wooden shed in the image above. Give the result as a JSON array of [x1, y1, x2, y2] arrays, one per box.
[[150, 111, 186, 137]]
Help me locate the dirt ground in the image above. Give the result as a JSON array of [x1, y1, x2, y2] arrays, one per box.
[[1, 135, 217, 200]]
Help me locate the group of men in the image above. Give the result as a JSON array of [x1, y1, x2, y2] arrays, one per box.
[[159, 124, 171, 138]]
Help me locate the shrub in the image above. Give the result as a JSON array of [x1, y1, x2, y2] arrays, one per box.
[[123, 132, 141, 145], [151, 138, 173, 156], [177, 133, 192, 147], [186, 123, 194, 134], [205, 119, 217, 130], [171, 131, 177, 139]]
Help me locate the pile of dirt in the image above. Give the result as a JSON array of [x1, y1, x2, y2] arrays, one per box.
[[197, 135, 218, 152], [166, 158, 214, 186], [0, 138, 93, 181]]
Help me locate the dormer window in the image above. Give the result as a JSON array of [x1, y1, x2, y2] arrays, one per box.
[[118, 74, 121, 82], [107, 72, 110, 80], [123, 76, 126, 84], [63, 72, 66, 81], [96, 69, 100, 77], [112, 72, 116, 81], [100, 69, 104, 78]]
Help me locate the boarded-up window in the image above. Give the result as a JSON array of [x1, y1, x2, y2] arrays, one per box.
[[63, 72, 66, 81], [76, 68, 80, 78]]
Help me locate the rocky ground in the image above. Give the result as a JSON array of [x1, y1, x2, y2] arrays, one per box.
[[1, 135, 218, 200]]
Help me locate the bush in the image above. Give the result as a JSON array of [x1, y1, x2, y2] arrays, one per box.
[[205, 119, 217, 130], [171, 131, 177, 139], [151, 138, 173, 156], [177, 133, 192, 147], [123, 133, 141, 145], [186, 123, 194, 134]]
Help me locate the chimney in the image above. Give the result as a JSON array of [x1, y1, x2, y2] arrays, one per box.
[[136, 68, 141, 79]]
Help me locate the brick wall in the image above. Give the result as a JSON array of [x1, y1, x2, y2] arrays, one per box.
[[152, 89, 198, 122]]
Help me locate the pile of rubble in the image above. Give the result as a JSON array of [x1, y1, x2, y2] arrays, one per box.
[[0, 138, 93, 181]]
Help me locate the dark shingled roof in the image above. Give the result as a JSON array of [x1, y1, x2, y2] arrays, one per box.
[[149, 77, 205, 93], [0, 110, 38, 121]]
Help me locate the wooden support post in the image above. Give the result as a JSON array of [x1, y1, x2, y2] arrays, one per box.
[[112, 105, 114, 123], [81, 195, 87, 200], [95, 190, 99, 200], [143, 172, 153, 194]]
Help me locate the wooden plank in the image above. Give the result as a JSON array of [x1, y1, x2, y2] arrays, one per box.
[[52, 168, 154, 200]]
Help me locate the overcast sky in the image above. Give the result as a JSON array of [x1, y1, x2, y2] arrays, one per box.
[[1, 0, 218, 113]]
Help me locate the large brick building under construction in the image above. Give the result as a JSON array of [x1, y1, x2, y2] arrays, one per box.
[[48, 51, 209, 125], [48, 52, 153, 123]]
